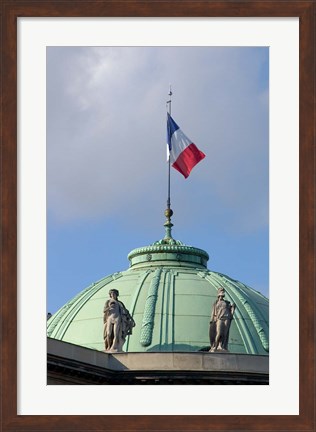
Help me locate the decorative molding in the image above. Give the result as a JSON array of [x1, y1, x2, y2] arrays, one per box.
[[128, 244, 209, 261], [140, 268, 163, 346], [124, 270, 152, 351]]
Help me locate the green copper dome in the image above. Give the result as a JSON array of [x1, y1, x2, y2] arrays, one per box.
[[47, 232, 269, 355]]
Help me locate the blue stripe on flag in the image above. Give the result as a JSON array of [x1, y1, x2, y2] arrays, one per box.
[[167, 113, 179, 151]]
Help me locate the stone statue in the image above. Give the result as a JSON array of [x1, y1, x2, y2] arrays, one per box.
[[103, 289, 135, 352], [209, 287, 235, 352]]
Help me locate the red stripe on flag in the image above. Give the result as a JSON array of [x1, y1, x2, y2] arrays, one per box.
[[172, 143, 205, 179]]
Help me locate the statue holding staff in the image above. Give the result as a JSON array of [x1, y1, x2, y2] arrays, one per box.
[[209, 287, 235, 352]]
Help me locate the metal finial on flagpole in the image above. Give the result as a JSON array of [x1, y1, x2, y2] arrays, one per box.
[[166, 84, 172, 113], [164, 85, 173, 241]]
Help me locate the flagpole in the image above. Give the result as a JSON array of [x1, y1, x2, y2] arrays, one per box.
[[164, 85, 173, 241], [167, 85, 172, 210]]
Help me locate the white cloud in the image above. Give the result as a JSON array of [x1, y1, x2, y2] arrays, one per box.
[[47, 46, 268, 233]]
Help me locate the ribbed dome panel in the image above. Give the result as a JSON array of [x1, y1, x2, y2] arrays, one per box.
[[48, 263, 269, 355]]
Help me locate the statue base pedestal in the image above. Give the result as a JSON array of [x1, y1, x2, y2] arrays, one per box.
[[104, 348, 125, 353], [209, 348, 230, 353]]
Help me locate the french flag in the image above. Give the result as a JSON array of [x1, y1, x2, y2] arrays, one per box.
[[167, 113, 206, 179]]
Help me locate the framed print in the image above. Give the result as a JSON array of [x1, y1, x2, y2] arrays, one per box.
[[1, 1, 315, 431]]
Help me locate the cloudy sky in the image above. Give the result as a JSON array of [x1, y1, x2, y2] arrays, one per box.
[[47, 46, 269, 314]]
